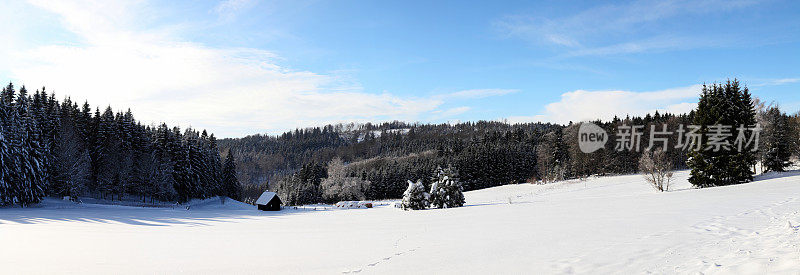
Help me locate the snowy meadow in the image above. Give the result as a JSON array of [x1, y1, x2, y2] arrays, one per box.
[[2, 1, 800, 274], [2, 170, 799, 274]]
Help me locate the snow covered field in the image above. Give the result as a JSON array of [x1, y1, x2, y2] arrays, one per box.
[[2, 170, 800, 274]]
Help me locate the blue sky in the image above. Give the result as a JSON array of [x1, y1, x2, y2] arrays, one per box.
[[0, 0, 798, 137]]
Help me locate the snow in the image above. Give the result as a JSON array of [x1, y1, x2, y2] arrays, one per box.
[[335, 201, 373, 208], [7, 195, 254, 211], [2, 170, 800, 274], [355, 129, 411, 142], [186, 196, 257, 210], [255, 191, 278, 205]]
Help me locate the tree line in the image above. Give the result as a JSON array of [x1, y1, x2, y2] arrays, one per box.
[[224, 80, 799, 206], [0, 83, 240, 206], [3, 79, 795, 207], [245, 113, 699, 205]]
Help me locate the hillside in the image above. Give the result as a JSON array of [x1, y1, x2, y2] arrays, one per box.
[[2, 170, 799, 274], [219, 115, 699, 205]]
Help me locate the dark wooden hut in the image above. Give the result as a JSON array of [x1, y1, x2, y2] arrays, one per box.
[[256, 191, 282, 211]]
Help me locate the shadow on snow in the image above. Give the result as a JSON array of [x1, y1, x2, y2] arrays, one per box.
[[0, 203, 303, 227]]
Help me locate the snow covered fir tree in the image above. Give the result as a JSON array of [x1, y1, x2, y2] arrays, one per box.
[[0, 83, 242, 206], [401, 180, 429, 210], [429, 166, 465, 209]]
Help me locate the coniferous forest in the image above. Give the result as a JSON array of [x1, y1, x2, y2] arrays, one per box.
[[1, 80, 798, 207], [222, 80, 799, 206], [0, 83, 240, 206], [222, 114, 693, 205]]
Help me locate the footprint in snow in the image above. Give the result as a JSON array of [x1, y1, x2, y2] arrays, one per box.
[[788, 221, 800, 231]]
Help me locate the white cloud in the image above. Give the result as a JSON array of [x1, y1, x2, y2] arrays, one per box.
[[5, 0, 452, 137], [505, 85, 701, 124]]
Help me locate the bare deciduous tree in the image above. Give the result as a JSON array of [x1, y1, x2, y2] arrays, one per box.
[[639, 149, 673, 192], [321, 158, 369, 202]]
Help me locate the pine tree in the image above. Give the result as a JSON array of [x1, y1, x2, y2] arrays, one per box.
[[184, 129, 204, 198], [78, 101, 93, 147], [292, 162, 325, 204], [49, 114, 91, 198], [536, 128, 568, 182], [401, 179, 429, 210], [762, 106, 791, 172], [207, 133, 224, 196], [222, 151, 241, 200], [93, 107, 121, 199], [5, 85, 49, 206], [15, 109, 48, 206], [0, 123, 13, 205], [688, 80, 757, 187], [170, 127, 193, 203], [0, 85, 12, 205], [1, 83, 11, 106], [429, 166, 465, 208], [791, 114, 800, 159], [128, 125, 150, 201], [148, 125, 178, 202]]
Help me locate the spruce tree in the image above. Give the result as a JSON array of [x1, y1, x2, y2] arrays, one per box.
[[1, 83, 14, 105], [0, 124, 13, 205], [0, 86, 11, 205], [222, 151, 241, 200], [208, 133, 223, 196], [15, 110, 47, 205], [184, 129, 204, 198], [50, 115, 91, 198], [688, 80, 757, 187], [401, 179, 429, 210], [762, 106, 791, 172], [429, 166, 465, 208], [8, 85, 48, 206], [94, 107, 120, 198]]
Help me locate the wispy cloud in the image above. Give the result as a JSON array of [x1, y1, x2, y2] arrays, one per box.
[[505, 85, 702, 124], [495, 0, 760, 56], [752, 78, 800, 87], [561, 35, 731, 57], [213, 0, 259, 21]]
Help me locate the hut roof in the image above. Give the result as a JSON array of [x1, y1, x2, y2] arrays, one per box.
[[256, 191, 278, 205]]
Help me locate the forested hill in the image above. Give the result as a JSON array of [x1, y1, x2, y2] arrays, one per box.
[[0, 83, 240, 206], [218, 121, 558, 184], [220, 82, 800, 207], [219, 114, 696, 205]]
